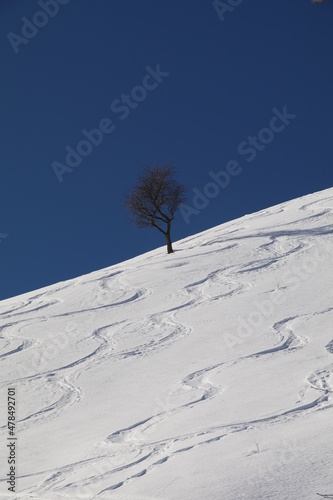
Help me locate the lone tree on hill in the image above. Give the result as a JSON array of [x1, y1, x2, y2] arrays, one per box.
[[125, 164, 186, 254]]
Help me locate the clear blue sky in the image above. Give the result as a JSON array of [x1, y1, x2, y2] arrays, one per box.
[[1, 0, 332, 300]]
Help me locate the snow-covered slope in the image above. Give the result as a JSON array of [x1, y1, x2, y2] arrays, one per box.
[[1, 188, 333, 500]]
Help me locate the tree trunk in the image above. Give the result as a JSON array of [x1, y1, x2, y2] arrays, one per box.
[[166, 224, 173, 254]]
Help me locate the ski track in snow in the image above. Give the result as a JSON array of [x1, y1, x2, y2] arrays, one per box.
[[0, 272, 153, 436], [27, 309, 333, 498], [92, 316, 331, 496], [1, 193, 333, 498]]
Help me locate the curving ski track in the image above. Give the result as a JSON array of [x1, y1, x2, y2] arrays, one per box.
[[1, 189, 333, 499]]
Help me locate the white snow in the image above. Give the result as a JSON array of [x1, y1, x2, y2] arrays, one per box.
[[1, 188, 333, 500]]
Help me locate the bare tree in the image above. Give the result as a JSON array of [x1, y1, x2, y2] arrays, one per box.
[[125, 164, 186, 254]]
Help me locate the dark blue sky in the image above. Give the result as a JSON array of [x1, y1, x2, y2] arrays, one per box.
[[1, 0, 332, 301]]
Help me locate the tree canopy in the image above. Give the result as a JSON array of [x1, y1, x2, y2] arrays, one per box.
[[126, 164, 186, 253]]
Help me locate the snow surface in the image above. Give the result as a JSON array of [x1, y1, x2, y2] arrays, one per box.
[[1, 188, 333, 500]]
